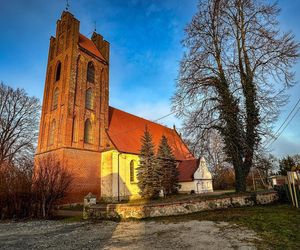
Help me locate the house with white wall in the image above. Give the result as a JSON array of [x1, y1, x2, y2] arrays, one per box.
[[178, 157, 213, 194]]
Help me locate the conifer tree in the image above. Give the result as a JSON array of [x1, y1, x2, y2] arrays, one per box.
[[137, 126, 160, 199], [157, 135, 179, 195]]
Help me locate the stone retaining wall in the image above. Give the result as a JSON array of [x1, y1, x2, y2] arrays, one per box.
[[83, 191, 278, 220]]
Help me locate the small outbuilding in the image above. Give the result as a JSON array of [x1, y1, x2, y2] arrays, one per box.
[[178, 157, 213, 194]]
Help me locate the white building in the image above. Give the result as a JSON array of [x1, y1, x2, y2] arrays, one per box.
[[178, 157, 213, 194]]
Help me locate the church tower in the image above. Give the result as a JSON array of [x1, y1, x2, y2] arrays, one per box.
[[35, 11, 111, 202]]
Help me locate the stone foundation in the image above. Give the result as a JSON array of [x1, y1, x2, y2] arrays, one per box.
[[83, 191, 278, 220]]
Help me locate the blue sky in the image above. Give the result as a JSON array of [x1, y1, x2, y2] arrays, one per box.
[[0, 0, 299, 157]]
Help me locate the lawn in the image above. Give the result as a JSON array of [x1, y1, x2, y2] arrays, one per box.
[[150, 204, 300, 250]]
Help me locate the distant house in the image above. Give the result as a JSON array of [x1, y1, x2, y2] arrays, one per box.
[[269, 175, 286, 186], [178, 157, 213, 194], [269, 171, 299, 187]]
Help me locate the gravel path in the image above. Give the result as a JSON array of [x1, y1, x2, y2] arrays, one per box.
[[0, 220, 260, 249]]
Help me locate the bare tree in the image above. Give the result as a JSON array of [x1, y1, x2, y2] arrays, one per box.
[[211, 164, 235, 190], [200, 130, 228, 167], [254, 153, 277, 187], [291, 154, 300, 167], [173, 0, 299, 192], [0, 82, 40, 166], [33, 154, 73, 218]]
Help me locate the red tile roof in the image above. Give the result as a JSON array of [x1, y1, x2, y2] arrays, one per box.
[[107, 107, 195, 161], [78, 34, 105, 60], [178, 159, 199, 182]]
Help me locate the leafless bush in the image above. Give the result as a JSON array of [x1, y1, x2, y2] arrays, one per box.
[[0, 161, 33, 219], [33, 154, 73, 219]]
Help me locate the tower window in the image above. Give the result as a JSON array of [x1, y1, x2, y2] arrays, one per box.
[[84, 119, 92, 144], [87, 62, 95, 83], [85, 88, 94, 110], [52, 87, 59, 110], [55, 61, 61, 81], [48, 119, 56, 145], [130, 160, 135, 183], [72, 116, 78, 142]]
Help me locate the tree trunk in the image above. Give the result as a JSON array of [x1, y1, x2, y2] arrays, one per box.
[[42, 200, 46, 218], [234, 167, 247, 193]]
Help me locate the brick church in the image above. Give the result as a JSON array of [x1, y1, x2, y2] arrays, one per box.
[[35, 11, 213, 203]]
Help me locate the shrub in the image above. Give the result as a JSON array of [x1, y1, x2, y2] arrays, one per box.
[[0, 154, 73, 220], [33, 154, 73, 219], [273, 185, 289, 203], [0, 162, 33, 219]]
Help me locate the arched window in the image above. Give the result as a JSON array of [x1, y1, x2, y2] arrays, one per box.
[[55, 61, 61, 81], [84, 119, 92, 144], [130, 160, 135, 183], [48, 119, 56, 145], [72, 116, 78, 142], [87, 62, 95, 83], [62, 56, 68, 96], [52, 87, 59, 110], [85, 88, 94, 110]]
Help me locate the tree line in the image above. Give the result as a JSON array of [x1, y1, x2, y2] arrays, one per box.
[[137, 127, 180, 199]]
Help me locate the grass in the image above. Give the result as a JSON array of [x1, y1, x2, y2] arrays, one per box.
[[148, 204, 300, 250], [59, 215, 84, 223]]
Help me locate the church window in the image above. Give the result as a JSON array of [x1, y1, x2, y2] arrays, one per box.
[[55, 61, 61, 81], [52, 87, 59, 110], [72, 116, 78, 142], [48, 119, 56, 145], [87, 62, 95, 83], [130, 160, 135, 183], [85, 88, 94, 110], [84, 119, 93, 144]]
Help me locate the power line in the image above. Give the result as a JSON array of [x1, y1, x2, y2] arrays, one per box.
[[272, 97, 300, 138], [109, 109, 179, 136], [264, 97, 300, 147], [267, 104, 300, 147], [265, 97, 300, 148], [153, 110, 177, 122]]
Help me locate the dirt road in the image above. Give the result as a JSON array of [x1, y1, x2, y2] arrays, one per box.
[[0, 220, 259, 249]]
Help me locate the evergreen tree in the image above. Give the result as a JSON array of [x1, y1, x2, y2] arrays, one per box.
[[157, 135, 179, 195], [279, 155, 296, 176], [137, 126, 160, 199]]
